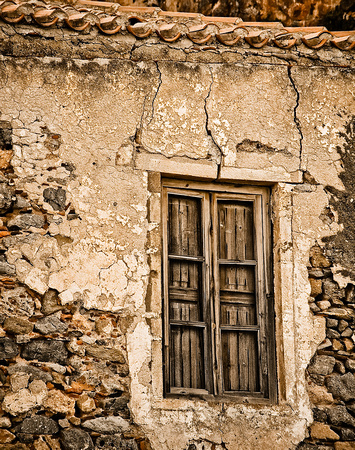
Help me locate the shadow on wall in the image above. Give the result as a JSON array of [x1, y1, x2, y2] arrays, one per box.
[[324, 116, 355, 279]]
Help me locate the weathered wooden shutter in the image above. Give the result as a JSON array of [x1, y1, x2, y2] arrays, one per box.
[[163, 181, 275, 401], [163, 190, 211, 395], [213, 194, 268, 397]]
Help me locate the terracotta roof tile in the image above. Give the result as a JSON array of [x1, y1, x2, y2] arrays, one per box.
[[0, 0, 353, 51]]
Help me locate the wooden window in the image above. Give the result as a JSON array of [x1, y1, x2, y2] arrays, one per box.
[[162, 180, 276, 403]]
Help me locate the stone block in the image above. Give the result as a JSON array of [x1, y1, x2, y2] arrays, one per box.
[[83, 416, 129, 434], [43, 187, 66, 211], [328, 406, 355, 427], [4, 317, 33, 335], [326, 373, 355, 402], [0, 287, 35, 319], [34, 315, 68, 335], [0, 338, 19, 359], [345, 360, 355, 372], [43, 390, 75, 415], [0, 181, 15, 214], [341, 428, 355, 441], [2, 389, 37, 415], [85, 344, 125, 364], [8, 364, 52, 383], [0, 418, 11, 429], [327, 329, 341, 339], [10, 373, 30, 392], [21, 340, 68, 365], [310, 278, 322, 297], [19, 416, 59, 435], [77, 394, 96, 413], [60, 429, 94, 450], [308, 355, 335, 376], [41, 290, 63, 315], [308, 383, 334, 405], [7, 214, 45, 230], [310, 422, 339, 440]]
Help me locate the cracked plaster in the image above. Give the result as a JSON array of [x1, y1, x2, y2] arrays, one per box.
[[0, 27, 353, 449]]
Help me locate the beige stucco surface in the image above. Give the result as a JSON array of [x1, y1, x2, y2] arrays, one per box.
[[0, 25, 354, 449]]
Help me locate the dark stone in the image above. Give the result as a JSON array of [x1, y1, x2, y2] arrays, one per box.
[[308, 355, 335, 376], [308, 373, 325, 385], [327, 405, 355, 427], [341, 427, 355, 440], [19, 416, 59, 435], [95, 435, 138, 450], [34, 315, 68, 335], [326, 372, 355, 402], [4, 317, 33, 335], [2, 233, 39, 249], [21, 340, 68, 365], [8, 364, 52, 382], [101, 395, 130, 418], [326, 318, 338, 328], [312, 407, 328, 423], [43, 187, 66, 211], [60, 429, 94, 450], [327, 328, 340, 339], [16, 433, 34, 444], [0, 181, 14, 214], [7, 213, 45, 230], [0, 338, 19, 359], [346, 402, 355, 415], [323, 279, 341, 300], [296, 446, 315, 450], [41, 289, 63, 315], [0, 262, 15, 276], [0, 121, 12, 150]]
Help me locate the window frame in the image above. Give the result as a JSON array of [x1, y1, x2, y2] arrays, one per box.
[[162, 179, 277, 404]]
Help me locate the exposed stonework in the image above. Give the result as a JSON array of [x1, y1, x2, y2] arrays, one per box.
[[0, 6, 353, 450], [298, 245, 355, 448]]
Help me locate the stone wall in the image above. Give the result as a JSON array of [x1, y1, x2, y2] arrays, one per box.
[[298, 245, 355, 449], [0, 9, 353, 449]]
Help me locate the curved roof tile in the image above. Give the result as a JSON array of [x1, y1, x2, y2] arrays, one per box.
[[0, 0, 354, 51]]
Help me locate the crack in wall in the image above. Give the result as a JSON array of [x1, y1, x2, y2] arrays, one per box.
[[287, 66, 304, 171], [204, 66, 223, 179], [146, 61, 162, 129]]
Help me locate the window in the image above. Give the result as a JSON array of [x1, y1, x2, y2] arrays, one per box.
[[162, 180, 276, 402]]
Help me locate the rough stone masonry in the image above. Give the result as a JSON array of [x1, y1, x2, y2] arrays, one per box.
[[0, 1, 353, 449]]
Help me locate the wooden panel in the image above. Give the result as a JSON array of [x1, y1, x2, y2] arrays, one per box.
[[219, 265, 255, 292], [169, 260, 202, 322], [219, 265, 256, 325], [220, 303, 256, 326], [218, 200, 254, 261], [221, 331, 260, 393], [170, 326, 205, 389], [168, 195, 202, 257]]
